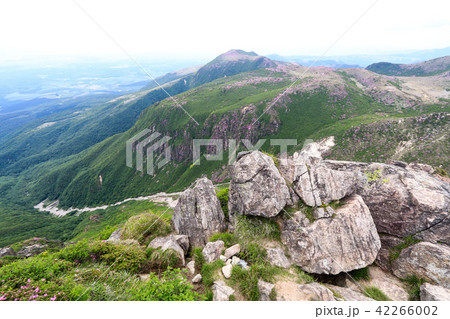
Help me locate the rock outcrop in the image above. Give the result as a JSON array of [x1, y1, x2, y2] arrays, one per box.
[[172, 177, 227, 246], [392, 242, 450, 289], [106, 229, 121, 242], [324, 160, 450, 243], [228, 151, 290, 218], [281, 194, 381, 274], [420, 283, 450, 301], [0, 247, 15, 258]]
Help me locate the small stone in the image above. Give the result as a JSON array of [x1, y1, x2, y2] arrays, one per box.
[[231, 256, 241, 265], [313, 206, 335, 219], [192, 274, 202, 283], [219, 255, 228, 262], [186, 260, 195, 275], [222, 264, 233, 279], [226, 259, 232, 265], [224, 244, 240, 258]]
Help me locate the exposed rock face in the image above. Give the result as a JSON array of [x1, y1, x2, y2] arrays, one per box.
[[228, 151, 290, 218], [212, 281, 235, 301], [281, 195, 380, 274], [148, 234, 190, 254], [172, 177, 227, 246], [266, 248, 291, 268], [366, 267, 409, 301], [325, 285, 373, 301], [324, 160, 450, 242], [258, 280, 275, 301], [106, 229, 121, 242], [202, 240, 225, 263], [392, 242, 450, 289], [148, 235, 187, 266], [0, 247, 15, 257], [420, 283, 450, 301], [279, 141, 359, 207], [275, 282, 335, 301]]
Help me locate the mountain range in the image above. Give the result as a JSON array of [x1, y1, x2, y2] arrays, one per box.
[[0, 49, 448, 246]]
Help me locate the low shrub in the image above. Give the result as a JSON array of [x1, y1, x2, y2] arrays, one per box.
[[238, 243, 267, 265], [131, 268, 202, 301], [216, 187, 229, 221], [209, 232, 237, 248], [121, 213, 171, 245], [88, 241, 146, 273], [145, 247, 183, 272]]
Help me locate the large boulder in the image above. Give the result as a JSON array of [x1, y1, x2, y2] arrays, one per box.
[[281, 194, 380, 274], [323, 160, 450, 243], [420, 283, 450, 301], [228, 151, 290, 218], [279, 141, 360, 207], [392, 242, 450, 289], [172, 177, 227, 246]]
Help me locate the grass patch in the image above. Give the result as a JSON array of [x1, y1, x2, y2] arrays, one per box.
[[216, 187, 229, 221], [402, 275, 426, 301], [349, 267, 370, 281], [388, 235, 421, 263], [120, 213, 171, 245], [145, 247, 183, 272], [363, 286, 391, 301], [191, 247, 206, 272], [209, 232, 237, 248], [435, 167, 449, 177]]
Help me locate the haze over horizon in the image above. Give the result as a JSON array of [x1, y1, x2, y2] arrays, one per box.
[[1, 0, 449, 65]]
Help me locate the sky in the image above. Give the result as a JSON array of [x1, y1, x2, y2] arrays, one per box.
[[0, 0, 449, 64]]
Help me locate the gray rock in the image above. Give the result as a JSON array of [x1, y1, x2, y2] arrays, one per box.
[[0, 247, 15, 257], [219, 255, 228, 262], [392, 242, 450, 289], [173, 235, 190, 255], [148, 236, 186, 266], [420, 283, 450, 301], [228, 151, 290, 218], [375, 234, 404, 271], [212, 281, 235, 301], [325, 284, 374, 301], [186, 260, 195, 275], [324, 160, 450, 243], [202, 240, 225, 263], [275, 282, 335, 301], [106, 229, 121, 242], [280, 145, 359, 207], [258, 280, 275, 301], [224, 244, 240, 258], [282, 194, 381, 274], [222, 264, 232, 279], [266, 248, 291, 268], [192, 274, 202, 283], [148, 234, 189, 254], [231, 256, 241, 265], [16, 244, 49, 258], [172, 177, 227, 246]]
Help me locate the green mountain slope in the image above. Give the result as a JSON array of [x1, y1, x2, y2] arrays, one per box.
[[367, 56, 450, 76]]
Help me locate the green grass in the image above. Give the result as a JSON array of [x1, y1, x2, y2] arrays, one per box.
[[120, 212, 171, 245], [349, 267, 370, 281], [216, 187, 229, 221], [209, 232, 237, 248], [402, 276, 426, 301], [388, 235, 421, 263], [363, 286, 392, 301]]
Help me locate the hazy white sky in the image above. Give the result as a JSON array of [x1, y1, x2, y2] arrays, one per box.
[[0, 0, 449, 63]]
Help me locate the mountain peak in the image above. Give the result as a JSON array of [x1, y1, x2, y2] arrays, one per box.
[[213, 49, 260, 62]]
